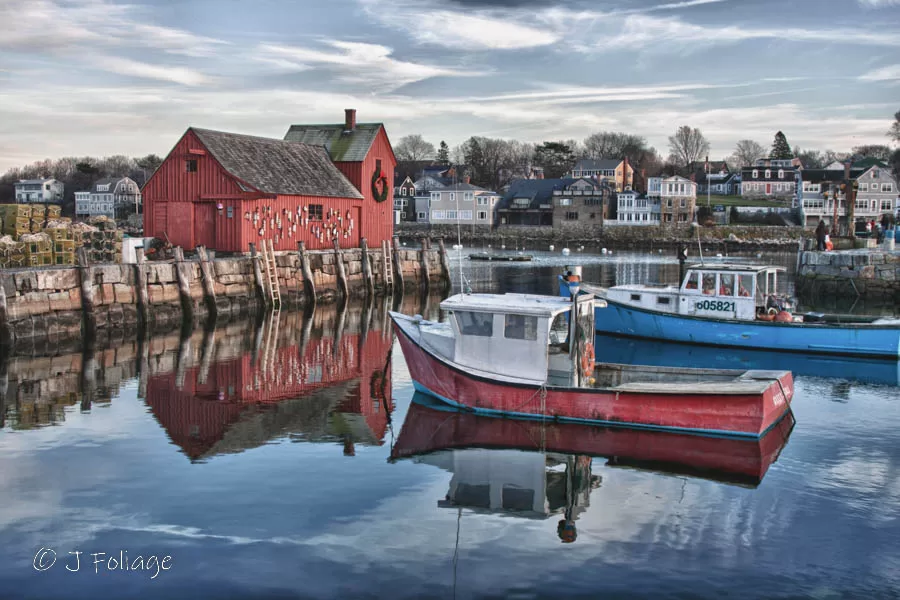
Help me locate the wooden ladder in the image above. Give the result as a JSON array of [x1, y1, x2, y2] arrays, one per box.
[[262, 239, 282, 310], [382, 240, 394, 288]]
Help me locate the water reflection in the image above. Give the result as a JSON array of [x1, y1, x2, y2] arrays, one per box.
[[2, 295, 434, 458], [392, 395, 795, 543]]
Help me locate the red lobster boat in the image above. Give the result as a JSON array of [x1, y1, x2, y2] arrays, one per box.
[[390, 293, 794, 439], [392, 395, 796, 487]]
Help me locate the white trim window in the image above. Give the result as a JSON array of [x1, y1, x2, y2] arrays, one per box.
[[417, 211, 427, 220], [446, 210, 458, 219], [871, 183, 879, 192], [459, 210, 473, 220], [765, 170, 771, 179], [430, 192, 440, 202], [432, 210, 445, 220], [464, 192, 474, 202], [449, 193, 456, 202], [860, 183, 868, 192], [778, 170, 784, 179], [752, 169, 758, 178], [477, 211, 488, 220], [882, 182, 893, 192]]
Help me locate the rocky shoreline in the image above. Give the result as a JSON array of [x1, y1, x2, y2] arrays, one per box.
[[396, 223, 806, 252]]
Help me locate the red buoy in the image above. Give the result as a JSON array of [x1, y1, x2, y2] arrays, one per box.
[[775, 311, 793, 323]]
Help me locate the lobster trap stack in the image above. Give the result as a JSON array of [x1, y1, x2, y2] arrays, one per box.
[[0, 204, 33, 238], [85, 216, 123, 264]]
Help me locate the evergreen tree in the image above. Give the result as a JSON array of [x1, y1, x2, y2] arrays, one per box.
[[437, 141, 450, 165], [769, 131, 792, 160]]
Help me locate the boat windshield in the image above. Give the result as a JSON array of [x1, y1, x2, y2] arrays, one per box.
[[549, 312, 569, 347], [701, 273, 716, 295]]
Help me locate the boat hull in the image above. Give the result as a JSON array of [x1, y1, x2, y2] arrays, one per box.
[[591, 298, 900, 358], [392, 396, 796, 487], [393, 319, 793, 439]]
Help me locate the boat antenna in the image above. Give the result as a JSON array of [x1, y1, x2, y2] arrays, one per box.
[[454, 166, 467, 294], [696, 222, 704, 266]]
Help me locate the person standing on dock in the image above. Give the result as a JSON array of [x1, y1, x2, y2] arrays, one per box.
[[815, 219, 828, 251]]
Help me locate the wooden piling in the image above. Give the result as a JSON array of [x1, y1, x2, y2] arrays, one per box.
[[360, 238, 375, 298], [249, 243, 269, 307], [173, 247, 195, 325], [0, 352, 8, 429], [80, 348, 97, 412], [134, 246, 150, 329], [297, 241, 316, 305], [198, 326, 216, 385], [196, 245, 218, 318], [437, 238, 451, 289], [0, 279, 10, 348], [419, 238, 431, 291], [333, 238, 349, 299], [76, 246, 97, 341], [392, 236, 404, 292]]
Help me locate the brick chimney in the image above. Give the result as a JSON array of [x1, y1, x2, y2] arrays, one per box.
[[622, 156, 630, 189], [463, 175, 470, 184], [344, 108, 356, 132], [536, 171, 544, 180]]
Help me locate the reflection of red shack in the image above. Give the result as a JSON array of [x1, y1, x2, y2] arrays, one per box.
[[145, 314, 393, 461]]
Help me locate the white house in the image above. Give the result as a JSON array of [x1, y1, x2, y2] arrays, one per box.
[[614, 190, 659, 225], [15, 178, 64, 204], [75, 177, 142, 220], [429, 181, 500, 226], [659, 176, 697, 223]]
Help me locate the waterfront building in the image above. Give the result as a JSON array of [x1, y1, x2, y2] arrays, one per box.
[[143, 109, 396, 252], [428, 179, 499, 227], [659, 175, 697, 223], [14, 178, 64, 204], [567, 158, 633, 192]]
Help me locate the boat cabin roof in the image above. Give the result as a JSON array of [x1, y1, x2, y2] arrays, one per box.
[[686, 264, 785, 275], [440, 293, 576, 318]]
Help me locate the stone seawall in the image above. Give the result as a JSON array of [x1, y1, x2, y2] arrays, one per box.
[[0, 239, 449, 347], [797, 250, 900, 302], [397, 223, 805, 251]]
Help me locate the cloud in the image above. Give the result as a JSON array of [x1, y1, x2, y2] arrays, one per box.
[[583, 14, 900, 53], [0, 0, 227, 57], [255, 41, 484, 90], [93, 57, 212, 86], [859, 65, 900, 81], [858, 0, 900, 5]]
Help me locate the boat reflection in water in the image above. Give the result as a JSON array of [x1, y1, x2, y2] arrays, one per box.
[[594, 334, 900, 387], [392, 394, 794, 542]]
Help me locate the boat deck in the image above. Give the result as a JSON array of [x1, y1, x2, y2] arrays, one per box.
[[593, 364, 785, 394]]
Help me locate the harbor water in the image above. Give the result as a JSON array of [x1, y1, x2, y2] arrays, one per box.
[[1, 250, 899, 599]]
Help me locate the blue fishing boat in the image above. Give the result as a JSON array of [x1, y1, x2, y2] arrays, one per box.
[[560, 263, 900, 359]]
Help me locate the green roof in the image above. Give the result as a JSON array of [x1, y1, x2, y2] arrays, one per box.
[[283, 123, 382, 162]]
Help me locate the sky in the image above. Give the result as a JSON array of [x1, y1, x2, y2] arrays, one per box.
[[0, 0, 899, 172]]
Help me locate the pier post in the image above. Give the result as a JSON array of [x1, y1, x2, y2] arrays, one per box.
[[0, 352, 7, 429], [137, 332, 150, 400], [334, 297, 347, 360], [437, 238, 451, 289], [76, 246, 97, 343], [297, 241, 316, 306], [249, 243, 269, 307], [419, 238, 431, 292], [80, 347, 97, 413], [175, 330, 192, 390], [198, 325, 216, 385], [392, 236, 404, 292], [360, 238, 375, 299], [134, 246, 150, 329], [196, 245, 218, 318], [0, 279, 11, 348], [333, 238, 349, 300], [173, 247, 195, 326]]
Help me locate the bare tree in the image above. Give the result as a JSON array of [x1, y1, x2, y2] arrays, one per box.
[[888, 109, 900, 143], [667, 126, 710, 168], [394, 134, 436, 162], [583, 132, 647, 161], [731, 139, 766, 168]]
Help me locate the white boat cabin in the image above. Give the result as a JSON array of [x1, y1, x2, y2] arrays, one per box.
[[605, 264, 789, 321], [413, 293, 602, 386]]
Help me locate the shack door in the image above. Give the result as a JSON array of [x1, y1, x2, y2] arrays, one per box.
[[194, 203, 217, 251]]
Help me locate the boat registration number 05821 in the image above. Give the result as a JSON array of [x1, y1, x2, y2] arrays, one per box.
[[695, 300, 735, 312]]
